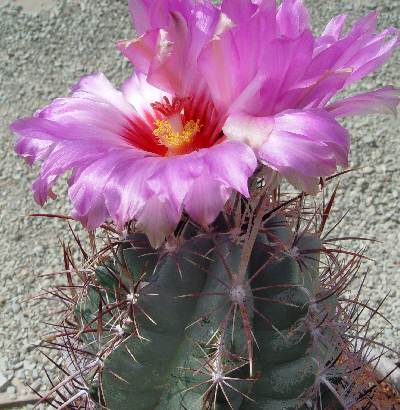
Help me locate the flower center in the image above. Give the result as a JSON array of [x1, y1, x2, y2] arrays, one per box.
[[153, 115, 202, 150], [151, 96, 202, 154]]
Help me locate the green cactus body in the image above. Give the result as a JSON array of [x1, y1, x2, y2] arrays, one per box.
[[77, 225, 335, 409]]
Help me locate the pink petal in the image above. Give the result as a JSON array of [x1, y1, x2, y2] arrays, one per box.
[[147, 11, 191, 94], [276, 0, 310, 38], [68, 150, 145, 226], [306, 12, 378, 78], [198, 30, 241, 111], [122, 72, 166, 120], [321, 14, 347, 40], [315, 14, 347, 51], [14, 136, 54, 166], [223, 114, 274, 149], [327, 86, 400, 117], [145, 141, 257, 222], [128, 0, 155, 35], [145, 153, 205, 211], [10, 73, 147, 207], [122, 2, 220, 95], [69, 73, 135, 119], [346, 28, 399, 85], [306, 12, 399, 86], [103, 156, 160, 228], [33, 142, 106, 205], [274, 69, 351, 112], [117, 30, 160, 75], [136, 195, 181, 248], [224, 110, 349, 193], [203, 141, 257, 197], [256, 30, 314, 115], [184, 171, 231, 227], [221, 0, 259, 23], [199, 4, 280, 113]]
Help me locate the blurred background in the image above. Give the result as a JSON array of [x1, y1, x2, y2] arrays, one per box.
[[0, 0, 398, 407]]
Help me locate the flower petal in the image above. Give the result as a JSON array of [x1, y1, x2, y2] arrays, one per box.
[[202, 141, 257, 197], [306, 12, 399, 86], [122, 71, 166, 120], [276, 0, 310, 38], [122, 2, 220, 95], [136, 195, 181, 248], [327, 86, 400, 117], [199, 3, 279, 112], [224, 110, 349, 193], [117, 30, 160, 75], [315, 14, 347, 51], [184, 171, 231, 227]]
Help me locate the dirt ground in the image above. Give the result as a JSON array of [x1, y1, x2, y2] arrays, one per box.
[[0, 0, 55, 13]]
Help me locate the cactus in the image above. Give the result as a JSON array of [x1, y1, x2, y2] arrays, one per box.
[[30, 183, 393, 410], [41, 203, 372, 410]]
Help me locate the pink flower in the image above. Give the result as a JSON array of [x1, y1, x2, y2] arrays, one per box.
[[11, 72, 256, 246], [119, 0, 399, 193], [10, 0, 399, 245]]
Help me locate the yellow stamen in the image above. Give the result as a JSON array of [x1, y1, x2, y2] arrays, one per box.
[[153, 118, 202, 151]]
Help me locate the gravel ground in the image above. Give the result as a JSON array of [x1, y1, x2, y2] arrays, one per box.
[[0, 0, 398, 407]]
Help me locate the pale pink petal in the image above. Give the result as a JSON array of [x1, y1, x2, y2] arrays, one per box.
[[136, 195, 181, 248], [327, 86, 400, 117], [321, 14, 347, 40], [145, 153, 204, 212], [306, 12, 378, 78], [117, 30, 160, 75], [198, 30, 241, 111], [224, 110, 349, 193], [184, 172, 231, 227], [145, 141, 257, 222], [103, 156, 160, 228], [223, 114, 274, 149], [202, 141, 257, 197], [147, 12, 191, 94], [14, 136, 54, 166], [269, 109, 349, 167], [69, 73, 135, 119], [32, 142, 106, 205], [68, 149, 146, 229], [283, 171, 320, 194], [122, 72, 166, 120], [345, 28, 399, 84]]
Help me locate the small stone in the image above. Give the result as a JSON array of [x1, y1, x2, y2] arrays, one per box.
[[11, 302, 21, 314], [0, 372, 11, 392], [24, 359, 36, 371], [15, 369, 25, 379], [9, 361, 23, 370], [30, 379, 41, 391], [6, 384, 16, 395]]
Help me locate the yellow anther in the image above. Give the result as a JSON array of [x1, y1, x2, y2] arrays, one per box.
[[153, 118, 202, 150]]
